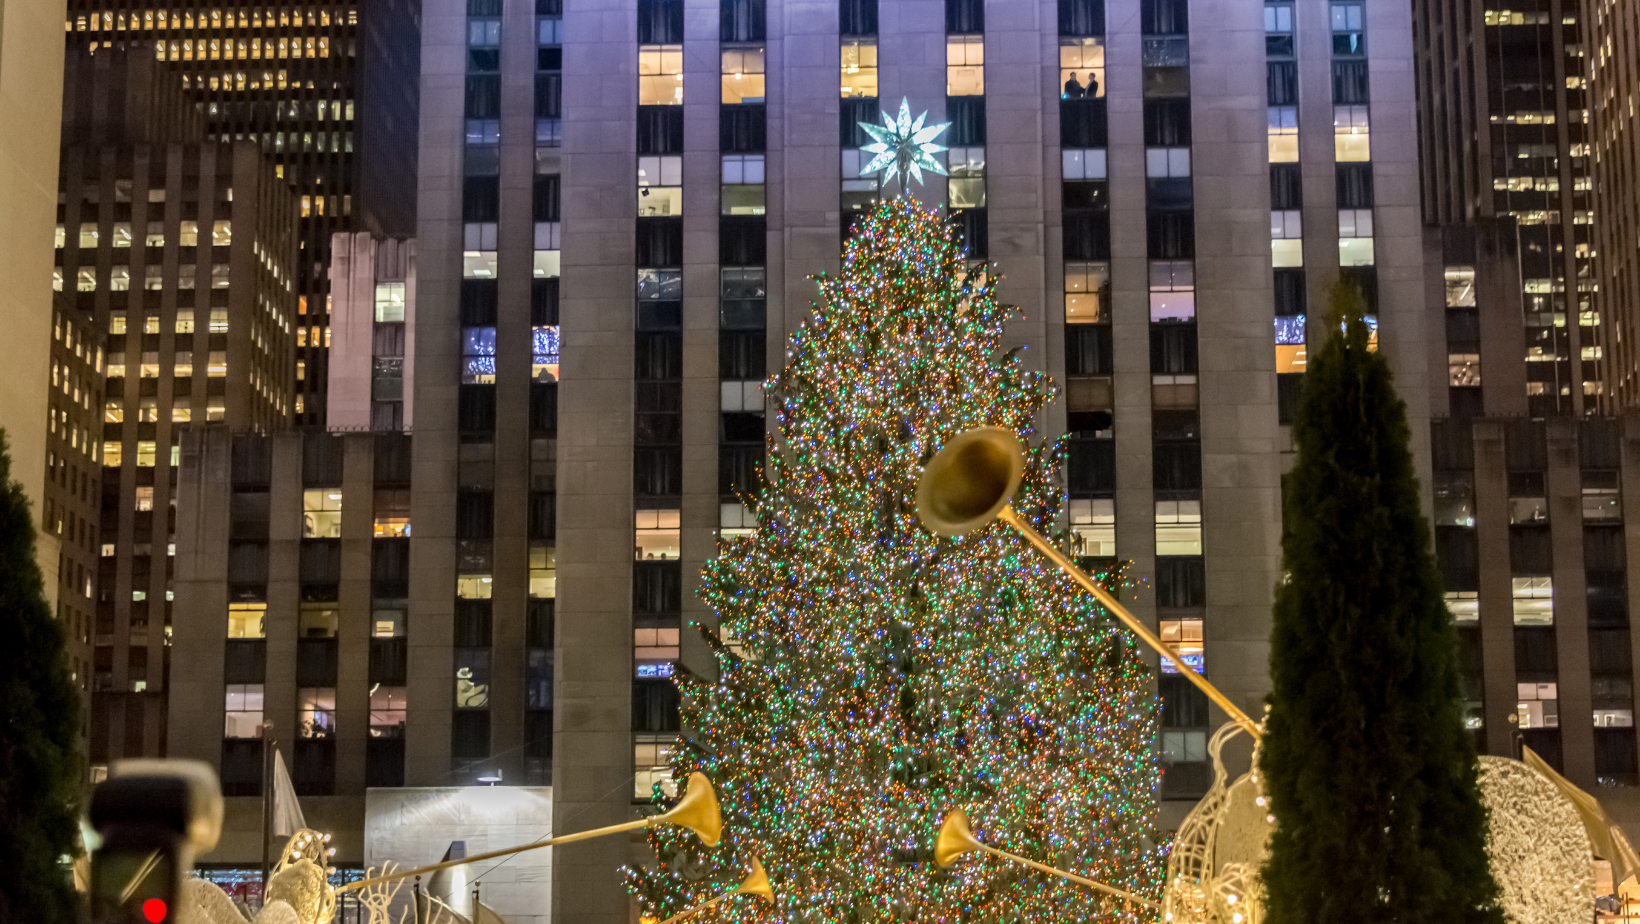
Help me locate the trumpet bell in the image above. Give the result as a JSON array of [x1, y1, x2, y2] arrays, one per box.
[[915, 428, 1025, 538], [660, 772, 723, 847], [934, 808, 984, 868], [735, 857, 774, 902]]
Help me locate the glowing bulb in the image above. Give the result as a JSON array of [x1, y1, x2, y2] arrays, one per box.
[[1266, 814, 1276, 823], [1226, 895, 1237, 905], [1233, 914, 1243, 923], [1255, 797, 1266, 807], [292, 851, 301, 859]]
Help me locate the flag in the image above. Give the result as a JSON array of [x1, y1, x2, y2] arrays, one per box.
[[473, 900, 509, 924], [271, 750, 307, 837]]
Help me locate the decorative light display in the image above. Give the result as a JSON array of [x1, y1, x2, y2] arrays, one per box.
[[858, 98, 951, 189], [624, 197, 1165, 923]]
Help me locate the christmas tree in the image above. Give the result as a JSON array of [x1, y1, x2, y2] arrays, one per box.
[[0, 431, 84, 923], [625, 198, 1163, 923], [1259, 282, 1502, 924]]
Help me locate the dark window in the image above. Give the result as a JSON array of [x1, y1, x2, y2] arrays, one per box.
[[463, 176, 500, 222], [637, 107, 685, 154], [1431, 420, 1475, 470], [1066, 438, 1115, 496], [633, 680, 680, 731], [1157, 557, 1205, 608], [1445, 309, 1480, 352], [452, 711, 491, 760], [227, 543, 268, 588], [1277, 372, 1305, 425], [635, 562, 681, 617], [721, 412, 765, 443], [460, 280, 499, 326], [1506, 420, 1548, 471], [1590, 629, 1633, 676], [529, 492, 557, 540], [1332, 61, 1370, 104], [841, 97, 878, 147], [292, 739, 335, 796], [1270, 164, 1302, 210], [374, 433, 413, 485], [1514, 626, 1558, 678], [532, 278, 560, 325], [1063, 180, 1108, 210], [953, 209, 988, 259], [229, 492, 270, 541], [231, 437, 271, 488], [946, 96, 986, 146], [1060, 98, 1108, 147], [1510, 526, 1553, 574], [720, 330, 766, 379], [296, 639, 338, 687], [1143, 99, 1191, 145], [1340, 266, 1377, 314], [373, 538, 410, 598], [1595, 730, 1638, 786], [636, 332, 683, 380], [1267, 62, 1297, 105], [720, 445, 764, 497], [1159, 673, 1208, 726], [365, 738, 405, 788], [533, 73, 561, 118], [455, 600, 494, 647], [840, 0, 877, 36], [530, 382, 558, 435], [635, 448, 683, 497], [721, 105, 767, 152], [1336, 164, 1374, 209], [533, 175, 560, 222], [1582, 419, 1623, 468], [1141, 0, 1187, 34], [1066, 325, 1112, 375], [720, 216, 767, 265], [721, 0, 766, 41], [299, 540, 341, 587], [1435, 526, 1478, 592], [536, 46, 562, 71], [301, 436, 344, 486], [1147, 212, 1195, 259], [1064, 211, 1111, 260], [637, 0, 683, 42], [1154, 443, 1202, 491], [369, 637, 408, 685], [220, 740, 263, 797], [1058, 0, 1105, 36], [1146, 177, 1192, 210], [465, 75, 501, 118], [456, 491, 494, 540], [637, 218, 684, 267], [946, 0, 983, 33], [527, 600, 556, 648], [224, 640, 266, 684], [458, 385, 496, 434]]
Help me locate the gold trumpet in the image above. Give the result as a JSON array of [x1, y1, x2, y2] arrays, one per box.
[[654, 857, 775, 924], [935, 809, 1158, 910], [915, 427, 1261, 739], [335, 772, 722, 895]]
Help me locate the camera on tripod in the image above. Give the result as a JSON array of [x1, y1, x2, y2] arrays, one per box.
[[88, 760, 223, 924]]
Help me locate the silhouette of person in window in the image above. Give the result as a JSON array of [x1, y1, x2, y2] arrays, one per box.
[[1064, 72, 1085, 98], [1086, 71, 1100, 97]]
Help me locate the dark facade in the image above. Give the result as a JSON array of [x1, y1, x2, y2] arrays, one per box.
[[56, 40, 300, 772], [1413, 0, 1598, 415], [1583, 0, 1640, 408], [47, 304, 107, 758], [66, 0, 421, 426]]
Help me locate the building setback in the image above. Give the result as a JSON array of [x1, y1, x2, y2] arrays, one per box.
[[57, 39, 300, 773]]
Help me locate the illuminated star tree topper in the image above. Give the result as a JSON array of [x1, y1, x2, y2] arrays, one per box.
[[859, 97, 951, 188]]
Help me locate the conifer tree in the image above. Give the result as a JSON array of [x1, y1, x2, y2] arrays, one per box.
[[1260, 283, 1502, 924], [0, 432, 84, 922], [625, 198, 1163, 922]]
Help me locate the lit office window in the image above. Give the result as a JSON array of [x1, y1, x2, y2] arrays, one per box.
[[841, 40, 878, 98], [722, 45, 765, 104], [639, 45, 684, 105], [947, 36, 984, 96]]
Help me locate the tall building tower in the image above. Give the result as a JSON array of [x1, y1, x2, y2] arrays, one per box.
[[58, 39, 300, 772], [168, 0, 1436, 912], [1413, 0, 1598, 416], [66, 0, 420, 425], [1584, 0, 1640, 406]]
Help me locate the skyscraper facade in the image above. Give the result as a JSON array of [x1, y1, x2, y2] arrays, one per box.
[[1413, 0, 1599, 416], [1583, 0, 1640, 407]]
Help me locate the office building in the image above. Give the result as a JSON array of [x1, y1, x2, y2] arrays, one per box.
[[1413, 0, 1598, 416], [168, 0, 1444, 912], [66, 0, 421, 426], [1584, 0, 1640, 407], [57, 39, 300, 773]]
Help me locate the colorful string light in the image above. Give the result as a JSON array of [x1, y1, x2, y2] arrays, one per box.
[[624, 197, 1165, 923]]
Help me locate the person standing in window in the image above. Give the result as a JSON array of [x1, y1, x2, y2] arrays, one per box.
[[1086, 71, 1099, 97], [1064, 72, 1086, 98]]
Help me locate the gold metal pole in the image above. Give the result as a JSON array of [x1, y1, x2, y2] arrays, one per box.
[[976, 843, 1158, 910], [997, 505, 1262, 739], [656, 891, 733, 924], [334, 818, 650, 895]]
